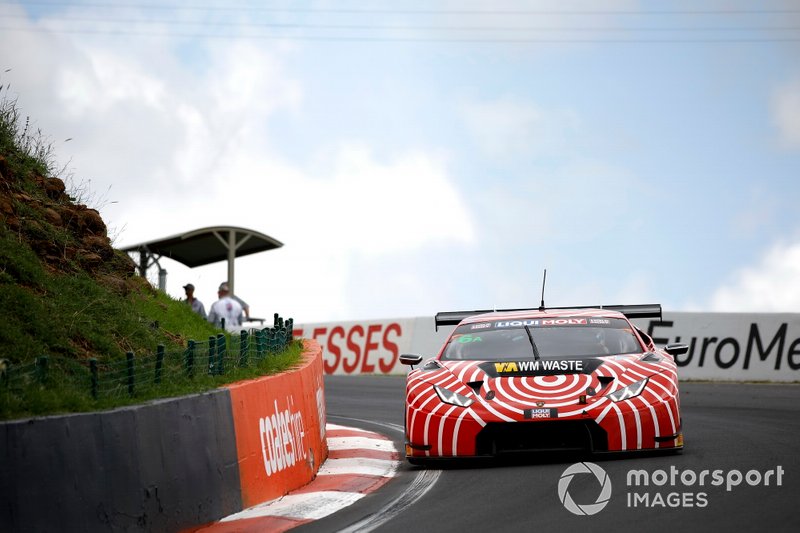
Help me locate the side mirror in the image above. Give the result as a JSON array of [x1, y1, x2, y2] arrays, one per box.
[[399, 354, 423, 367], [664, 343, 689, 357]]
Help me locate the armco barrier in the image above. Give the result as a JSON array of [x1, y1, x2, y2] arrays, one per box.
[[0, 340, 327, 532], [295, 312, 800, 382]]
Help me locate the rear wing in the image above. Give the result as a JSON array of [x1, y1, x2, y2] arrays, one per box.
[[434, 304, 662, 330]]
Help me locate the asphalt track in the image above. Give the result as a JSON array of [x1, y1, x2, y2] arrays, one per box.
[[297, 376, 800, 533]]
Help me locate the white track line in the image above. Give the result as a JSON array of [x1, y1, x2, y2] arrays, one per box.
[[327, 436, 396, 451], [206, 422, 405, 531], [317, 457, 398, 477], [220, 491, 366, 522]]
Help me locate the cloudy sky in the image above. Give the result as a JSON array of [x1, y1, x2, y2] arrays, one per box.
[[1, 0, 799, 323]]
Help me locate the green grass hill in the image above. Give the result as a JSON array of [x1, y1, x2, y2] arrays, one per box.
[[0, 84, 300, 420]]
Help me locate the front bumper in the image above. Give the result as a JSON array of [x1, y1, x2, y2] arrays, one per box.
[[405, 393, 682, 459]]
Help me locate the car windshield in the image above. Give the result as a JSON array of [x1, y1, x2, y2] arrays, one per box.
[[441, 317, 643, 360]]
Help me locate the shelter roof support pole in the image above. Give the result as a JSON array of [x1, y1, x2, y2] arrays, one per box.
[[227, 230, 235, 295], [130, 246, 167, 291], [138, 249, 148, 278], [202, 229, 259, 295], [211, 229, 252, 295]]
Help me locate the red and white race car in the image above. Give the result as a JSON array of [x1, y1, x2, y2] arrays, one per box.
[[401, 304, 688, 464]]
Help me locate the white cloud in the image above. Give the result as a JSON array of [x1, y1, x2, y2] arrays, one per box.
[[316, 144, 474, 254], [0, 6, 475, 323], [460, 96, 580, 158], [4, 1, 797, 326], [710, 241, 800, 312], [772, 78, 800, 149], [57, 50, 167, 116], [118, 143, 474, 322]]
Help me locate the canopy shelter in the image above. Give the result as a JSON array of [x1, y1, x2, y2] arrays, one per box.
[[120, 226, 283, 294]]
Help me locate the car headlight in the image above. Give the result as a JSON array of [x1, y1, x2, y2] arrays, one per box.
[[606, 378, 649, 402], [434, 385, 474, 407]]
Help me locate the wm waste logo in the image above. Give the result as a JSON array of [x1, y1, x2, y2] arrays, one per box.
[[494, 362, 519, 372]]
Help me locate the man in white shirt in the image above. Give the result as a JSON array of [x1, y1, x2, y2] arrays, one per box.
[[207, 282, 244, 331], [222, 280, 250, 320]]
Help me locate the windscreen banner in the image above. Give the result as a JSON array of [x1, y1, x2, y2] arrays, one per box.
[[295, 312, 800, 382]]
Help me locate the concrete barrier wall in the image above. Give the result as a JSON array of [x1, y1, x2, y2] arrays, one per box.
[[225, 339, 328, 508], [294, 312, 800, 382], [0, 340, 327, 532], [0, 390, 242, 532]]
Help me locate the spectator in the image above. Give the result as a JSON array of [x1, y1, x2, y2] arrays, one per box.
[[207, 282, 244, 331], [183, 283, 207, 319], [222, 280, 251, 320]]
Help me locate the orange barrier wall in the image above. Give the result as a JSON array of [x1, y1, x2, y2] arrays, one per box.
[[225, 340, 328, 507]]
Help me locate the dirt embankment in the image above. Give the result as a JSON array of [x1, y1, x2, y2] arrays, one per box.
[[0, 154, 136, 290]]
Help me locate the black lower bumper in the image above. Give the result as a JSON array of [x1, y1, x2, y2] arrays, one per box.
[[475, 420, 609, 455]]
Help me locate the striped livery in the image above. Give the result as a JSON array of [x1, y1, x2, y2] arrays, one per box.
[[404, 308, 683, 463]]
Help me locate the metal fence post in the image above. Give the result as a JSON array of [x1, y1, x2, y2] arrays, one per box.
[[126, 351, 135, 396], [186, 340, 195, 378], [208, 335, 216, 375], [256, 329, 265, 360], [239, 330, 249, 368], [89, 358, 98, 399], [155, 344, 164, 384], [216, 334, 226, 375], [264, 328, 271, 356]]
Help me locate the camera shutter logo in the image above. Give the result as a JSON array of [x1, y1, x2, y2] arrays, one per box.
[[558, 462, 612, 516]]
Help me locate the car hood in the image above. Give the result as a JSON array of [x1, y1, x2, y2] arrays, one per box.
[[429, 354, 672, 411]]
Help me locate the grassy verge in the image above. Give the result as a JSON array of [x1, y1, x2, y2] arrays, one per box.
[[0, 338, 303, 420], [0, 78, 304, 422], [0, 221, 304, 420]]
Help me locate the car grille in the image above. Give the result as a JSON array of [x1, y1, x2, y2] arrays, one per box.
[[475, 420, 608, 455]]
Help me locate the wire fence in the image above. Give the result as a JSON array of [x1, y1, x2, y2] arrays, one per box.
[[0, 315, 295, 405]]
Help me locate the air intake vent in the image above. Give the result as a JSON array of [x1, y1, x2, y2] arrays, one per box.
[[466, 381, 484, 394]]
